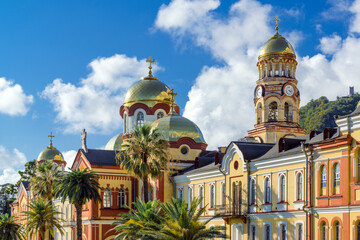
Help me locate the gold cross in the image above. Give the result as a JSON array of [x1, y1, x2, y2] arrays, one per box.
[[169, 89, 177, 111], [146, 56, 155, 77], [48, 132, 55, 148], [274, 16, 280, 34]]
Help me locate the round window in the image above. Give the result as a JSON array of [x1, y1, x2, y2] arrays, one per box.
[[234, 161, 239, 170], [181, 146, 189, 155]]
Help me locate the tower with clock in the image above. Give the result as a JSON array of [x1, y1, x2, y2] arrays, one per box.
[[247, 17, 306, 143]]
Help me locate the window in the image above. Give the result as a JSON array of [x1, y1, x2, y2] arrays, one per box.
[[209, 184, 215, 208], [188, 187, 193, 205], [178, 188, 183, 200], [297, 173, 303, 200], [250, 225, 256, 240], [280, 175, 286, 202], [284, 102, 293, 122], [321, 166, 327, 189], [103, 188, 111, 208], [280, 224, 287, 240], [157, 111, 164, 119], [334, 164, 340, 187], [334, 221, 340, 240], [268, 102, 278, 122], [221, 182, 226, 206], [321, 222, 327, 240], [181, 146, 189, 155], [296, 223, 303, 240], [257, 103, 262, 124], [264, 224, 271, 240], [136, 112, 144, 127], [250, 179, 256, 205], [265, 178, 271, 203], [124, 114, 128, 133], [199, 186, 204, 208], [118, 189, 126, 208]]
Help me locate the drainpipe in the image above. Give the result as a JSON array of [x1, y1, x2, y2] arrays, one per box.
[[301, 142, 312, 240]]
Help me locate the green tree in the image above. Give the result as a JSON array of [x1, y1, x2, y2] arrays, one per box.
[[158, 198, 226, 240], [17, 160, 36, 185], [117, 124, 169, 203], [0, 184, 17, 215], [55, 168, 101, 240], [109, 199, 165, 240], [22, 199, 63, 240], [30, 161, 63, 202], [0, 213, 23, 240]]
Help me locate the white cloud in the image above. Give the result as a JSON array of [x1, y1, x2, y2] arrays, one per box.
[[0, 168, 20, 185], [155, 0, 360, 149], [319, 34, 342, 55], [63, 150, 77, 170], [0, 146, 27, 171], [0, 78, 33, 116], [42, 54, 160, 134]]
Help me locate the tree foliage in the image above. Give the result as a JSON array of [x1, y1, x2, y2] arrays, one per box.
[[17, 160, 36, 185], [0, 213, 23, 240], [299, 94, 360, 133]]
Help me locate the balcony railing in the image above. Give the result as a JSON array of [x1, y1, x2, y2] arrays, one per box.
[[214, 203, 243, 217]]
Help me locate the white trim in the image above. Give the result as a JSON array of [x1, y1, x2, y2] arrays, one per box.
[[278, 173, 287, 203], [209, 182, 216, 208], [250, 153, 304, 170], [294, 220, 305, 240], [249, 210, 306, 219], [220, 181, 226, 206], [220, 142, 247, 174], [263, 176, 271, 204], [198, 184, 204, 207], [231, 223, 243, 240], [249, 223, 257, 240], [278, 221, 287, 240], [155, 109, 166, 120], [174, 169, 223, 183], [294, 171, 304, 201], [263, 222, 271, 240]]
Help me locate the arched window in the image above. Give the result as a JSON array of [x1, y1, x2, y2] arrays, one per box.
[[250, 179, 256, 205], [123, 113, 128, 133], [104, 188, 111, 208], [334, 221, 340, 240], [257, 103, 262, 124], [296, 223, 303, 240], [321, 165, 327, 190], [268, 102, 278, 122], [199, 186, 204, 208], [265, 178, 271, 203], [297, 173, 303, 200], [321, 222, 327, 240], [221, 182, 226, 206], [280, 224, 286, 240], [136, 112, 144, 127], [118, 189, 126, 208], [280, 175, 286, 202], [334, 163, 340, 188], [209, 184, 215, 208], [188, 187, 193, 204], [250, 225, 256, 240], [157, 111, 164, 119], [284, 102, 293, 122], [264, 224, 271, 240], [178, 188, 183, 200]]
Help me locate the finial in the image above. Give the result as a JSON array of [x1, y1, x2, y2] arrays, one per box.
[[146, 56, 155, 77], [168, 89, 177, 113], [274, 16, 280, 34], [81, 129, 88, 153], [48, 132, 55, 149]]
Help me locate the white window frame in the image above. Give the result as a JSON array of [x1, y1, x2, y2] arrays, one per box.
[[334, 163, 340, 187], [249, 223, 257, 240], [188, 185, 193, 208], [294, 221, 304, 240], [209, 182, 215, 208], [220, 181, 226, 206], [198, 184, 204, 208], [278, 173, 286, 202], [118, 188, 126, 208], [263, 222, 271, 240], [155, 109, 166, 119], [123, 112, 128, 133], [278, 221, 287, 240], [295, 172, 303, 201], [103, 188, 112, 208], [135, 109, 145, 127], [178, 187, 183, 200], [250, 178, 256, 205], [263, 177, 271, 204], [231, 223, 243, 240]]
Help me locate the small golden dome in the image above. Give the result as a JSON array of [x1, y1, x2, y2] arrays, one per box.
[[123, 79, 172, 108], [259, 34, 295, 57], [105, 133, 123, 151], [37, 147, 64, 162], [151, 112, 206, 144]]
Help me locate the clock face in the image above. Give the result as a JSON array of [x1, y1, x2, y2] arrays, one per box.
[[256, 86, 263, 98], [284, 85, 294, 96]]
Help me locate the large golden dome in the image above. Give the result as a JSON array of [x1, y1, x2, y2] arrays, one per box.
[[37, 147, 64, 162], [151, 112, 206, 144], [259, 33, 295, 57], [123, 79, 172, 108]]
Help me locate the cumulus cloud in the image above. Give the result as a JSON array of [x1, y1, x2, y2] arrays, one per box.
[[63, 150, 77, 170], [0, 146, 27, 184], [0, 168, 20, 185], [42, 54, 160, 134], [156, 0, 360, 148], [0, 78, 33, 116]]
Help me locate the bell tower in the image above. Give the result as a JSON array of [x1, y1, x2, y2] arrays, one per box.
[[247, 17, 306, 143]]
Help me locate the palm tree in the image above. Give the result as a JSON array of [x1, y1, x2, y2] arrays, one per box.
[[31, 161, 62, 202], [158, 198, 226, 240], [117, 124, 169, 202], [22, 199, 63, 240], [55, 168, 101, 240], [0, 213, 23, 240], [109, 199, 164, 240]]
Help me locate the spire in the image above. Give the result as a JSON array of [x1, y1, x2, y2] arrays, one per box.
[[146, 56, 155, 78], [48, 132, 55, 149], [168, 89, 178, 115], [274, 16, 280, 35]]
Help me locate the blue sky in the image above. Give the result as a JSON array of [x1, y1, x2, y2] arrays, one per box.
[[0, 0, 357, 184]]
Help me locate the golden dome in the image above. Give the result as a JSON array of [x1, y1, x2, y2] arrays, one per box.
[[259, 34, 295, 57], [123, 79, 172, 108], [37, 147, 64, 162], [151, 112, 206, 144], [105, 133, 123, 151]]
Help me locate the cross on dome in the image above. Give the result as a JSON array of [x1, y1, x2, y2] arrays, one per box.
[[169, 88, 177, 112], [146, 56, 155, 77], [48, 132, 55, 149], [274, 16, 280, 34]]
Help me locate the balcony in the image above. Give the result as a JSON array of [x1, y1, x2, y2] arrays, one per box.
[[214, 204, 243, 217]]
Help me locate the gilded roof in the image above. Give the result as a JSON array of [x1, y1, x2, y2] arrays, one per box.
[[123, 79, 172, 108], [105, 133, 123, 151], [151, 112, 206, 144], [37, 147, 64, 162], [259, 34, 295, 57]]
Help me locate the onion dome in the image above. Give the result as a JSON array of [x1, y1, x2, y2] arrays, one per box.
[[37, 133, 64, 162], [105, 133, 123, 151], [151, 111, 206, 144]]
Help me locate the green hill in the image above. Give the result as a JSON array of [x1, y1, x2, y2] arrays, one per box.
[[299, 94, 360, 133]]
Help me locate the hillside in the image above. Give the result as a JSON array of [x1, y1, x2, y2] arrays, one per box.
[[299, 94, 360, 133]]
